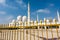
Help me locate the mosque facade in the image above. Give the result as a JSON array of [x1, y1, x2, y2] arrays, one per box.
[[9, 3, 60, 29]]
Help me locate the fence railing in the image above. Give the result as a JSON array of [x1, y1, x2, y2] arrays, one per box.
[[0, 26, 60, 40]]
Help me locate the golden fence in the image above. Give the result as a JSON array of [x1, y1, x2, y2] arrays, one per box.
[[0, 26, 60, 40]]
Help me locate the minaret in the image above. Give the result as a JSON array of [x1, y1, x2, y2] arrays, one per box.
[[28, 2, 30, 26], [37, 14, 38, 21], [57, 10, 60, 21], [37, 14, 39, 29], [57, 10, 60, 29]]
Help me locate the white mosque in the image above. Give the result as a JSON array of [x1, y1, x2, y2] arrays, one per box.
[[9, 3, 60, 29]]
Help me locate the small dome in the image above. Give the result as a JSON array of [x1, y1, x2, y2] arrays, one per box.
[[53, 19, 56, 22], [34, 21, 37, 23], [12, 19, 16, 23], [47, 19, 49, 22], [44, 18, 46, 21]]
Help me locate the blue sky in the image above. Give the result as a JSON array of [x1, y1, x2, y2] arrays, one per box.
[[0, 0, 60, 24]]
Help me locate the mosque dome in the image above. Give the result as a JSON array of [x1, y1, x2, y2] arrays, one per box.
[[22, 16, 27, 22], [12, 19, 16, 23], [17, 15, 22, 21]]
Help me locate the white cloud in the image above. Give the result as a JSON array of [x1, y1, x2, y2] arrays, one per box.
[[0, 11, 6, 15], [0, 0, 5, 4], [16, 0, 27, 8], [3, 4, 18, 9], [0, 15, 14, 24], [50, 4, 54, 7], [36, 9, 50, 13], [0, 0, 18, 9]]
